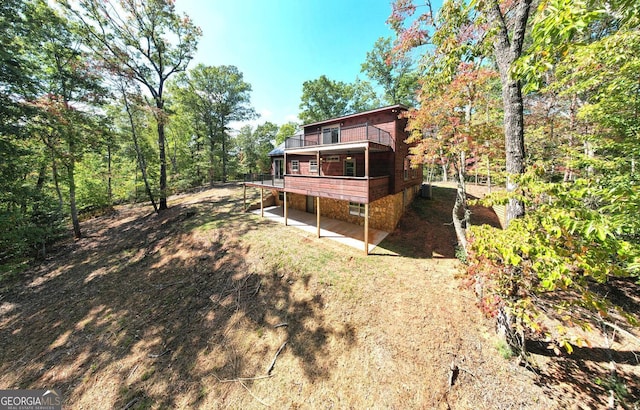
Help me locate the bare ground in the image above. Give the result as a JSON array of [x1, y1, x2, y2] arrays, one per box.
[[0, 183, 638, 409]]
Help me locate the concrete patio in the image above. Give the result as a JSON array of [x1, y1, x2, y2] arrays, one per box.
[[252, 205, 390, 253]]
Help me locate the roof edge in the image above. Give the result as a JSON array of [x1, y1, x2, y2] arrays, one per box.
[[302, 104, 409, 129]]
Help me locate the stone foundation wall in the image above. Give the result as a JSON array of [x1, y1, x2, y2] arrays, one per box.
[[369, 191, 404, 232], [272, 190, 283, 206], [369, 186, 420, 231], [319, 198, 360, 226], [271, 188, 419, 233], [275, 192, 307, 212], [247, 190, 275, 211]]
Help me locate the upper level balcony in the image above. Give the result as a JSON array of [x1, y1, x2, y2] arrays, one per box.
[[284, 123, 393, 150]]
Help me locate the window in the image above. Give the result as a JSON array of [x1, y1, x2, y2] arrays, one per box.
[[345, 159, 356, 177], [310, 159, 318, 173], [404, 157, 410, 180], [325, 155, 339, 162], [322, 125, 340, 144], [349, 202, 365, 217], [291, 160, 299, 172], [274, 158, 284, 178]]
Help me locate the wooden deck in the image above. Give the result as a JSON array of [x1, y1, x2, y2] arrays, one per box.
[[252, 206, 389, 253], [284, 175, 390, 203]]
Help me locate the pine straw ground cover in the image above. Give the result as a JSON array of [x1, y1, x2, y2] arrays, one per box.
[[0, 183, 638, 409]]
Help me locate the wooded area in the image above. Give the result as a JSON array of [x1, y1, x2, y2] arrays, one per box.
[[1, 0, 638, 370], [0, 0, 419, 260], [1, 0, 640, 406], [390, 0, 640, 369]]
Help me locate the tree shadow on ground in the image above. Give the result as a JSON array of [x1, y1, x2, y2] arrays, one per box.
[[528, 340, 640, 408], [0, 185, 357, 408], [525, 278, 640, 409], [376, 185, 502, 259]]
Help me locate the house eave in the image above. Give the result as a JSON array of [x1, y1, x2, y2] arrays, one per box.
[[285, 141, 391, 155], [301, 104, 409, 129]]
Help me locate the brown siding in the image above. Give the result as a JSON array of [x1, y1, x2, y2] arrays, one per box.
[[369, 177, 390, 202], [322, 158, 342, 176], [391, 116, 422, 194], [279, 106, 422, 233], [319, 154, 365, 177], [286, 154, 316, 175], [299, 108, 420, 194], [284, 175, 390, 203], [369, 152, 393, 178], [286, 175, 368, 203], [303, 109, 401, 150]]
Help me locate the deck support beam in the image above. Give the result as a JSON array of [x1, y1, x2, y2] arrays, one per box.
[[365, 145, 369, 178], [260, 188, 264, 217], [284, 191, 288, 226], [316, 196, 321, 238], [364, 203, 369, 255]]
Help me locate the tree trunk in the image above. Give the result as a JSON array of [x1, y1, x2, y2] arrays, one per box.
[[487, 0, 531, 226], [107, 143, 113, 205], [51, 152, 64, 212], [209, 131, 215, 187], [221, 121, 228, 183], [485, 0, 532, 358], [452, 152, 470, 258], [67, 154, 81, 239], [487, 156, 492, 194], [123, 89, 158, 214], [157, 109, 168, 210], [502, 77, 526, 223], [170, 134, 178, 174]]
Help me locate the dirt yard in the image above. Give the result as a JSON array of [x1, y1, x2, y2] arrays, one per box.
[[0, 183, 638, 409]]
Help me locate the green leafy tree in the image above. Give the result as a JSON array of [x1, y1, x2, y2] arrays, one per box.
[[275, 121, 299, 145], [390, 0, 533, 225], [467, 0, 640, 363], [253, 122, 278, 172], [350, 77, 381, 113], [63, 0, 201, 211], [28, 0, 107, 239], [116, 80, 159, 212], [0, 0, 60, 259], [299, 75, 353, 124], [398, 0, 503, 257], [298, 75, 380, 124], [390, 0, 535, 354], [361, 36, 418, 106], [164, 99, 205, 188], [170, 64, 256, 184]]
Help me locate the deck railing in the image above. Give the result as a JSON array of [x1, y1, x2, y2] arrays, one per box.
[[285, 123, 393, 149], [244, 173, 284, 187]]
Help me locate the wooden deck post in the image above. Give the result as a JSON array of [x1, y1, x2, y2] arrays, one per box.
[[260, 188, 264, 217], [243, 184, 246, 211], [316, 196, 321, 238], [364, 203, 369, 255], [284, 191, 288, 226], [365, 145, 369, 178]]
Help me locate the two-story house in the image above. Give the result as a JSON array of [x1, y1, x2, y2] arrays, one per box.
[[245, 104, 423, 254]]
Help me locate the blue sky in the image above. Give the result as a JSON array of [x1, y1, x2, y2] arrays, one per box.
[[173, 0, 407, 130]]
